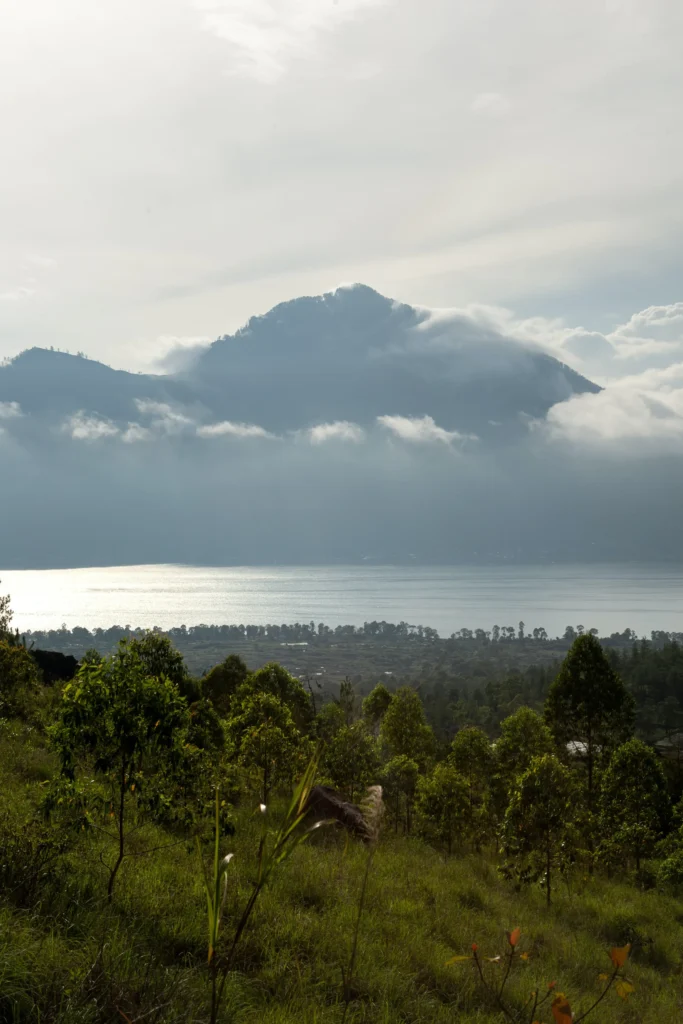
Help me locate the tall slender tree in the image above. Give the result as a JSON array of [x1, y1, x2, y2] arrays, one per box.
[[501, 754, 577, 906], [545, 634, 634, 802]]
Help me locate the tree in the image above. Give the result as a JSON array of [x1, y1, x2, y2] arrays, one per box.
[[203, 654, 249, 715], [0, 581, 12, 637], [381, 755, 420, 834], [51, 641, 189, 900], [598, 738, 670, 873], [492, 707, 554, 814], [362, 683, 392, 735], [337, 678, 357, 725], [416, 763, 469, 855], [501, 754, 577, 905], [123, 633, 222, 758], [0, 640, 41, 718], [545, 634, 635, 802], [320, 722, 379, 803], [226, 692, 305, 803], [380, 688, 434, 769], [238, 662, 312, 732], [449, 726, 494, 846], [315, 700, 347, 742], [127, 632, 199, 701]]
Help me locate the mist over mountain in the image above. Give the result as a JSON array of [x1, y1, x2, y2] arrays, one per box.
[[1, 285, 681, 569], [2, 285, 597, 439]]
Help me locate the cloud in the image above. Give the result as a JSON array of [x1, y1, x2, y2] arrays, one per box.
[[197, 420, 277, 439], [544, 362, 683, 450], [377, 414, 472, 445], [470, 92, 510, 117], [23, 255, 56, 270], [121, 423, 153, 444], [468, 301, 683, 383], [609, 303, 683, 362], [194, 0, 388, 82], [148, 335, 212, 373], [305, 420, 365, 444], [0, 401, 22, 419], [64, 413, 120, 441], [0, 285, 35, 302], [134, 399, 195, 434]]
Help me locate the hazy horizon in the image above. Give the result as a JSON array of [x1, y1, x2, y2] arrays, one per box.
[[5, 562, 683, 638]]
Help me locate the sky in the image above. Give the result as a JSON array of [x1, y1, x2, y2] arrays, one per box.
[[1, 0, 682, 392]]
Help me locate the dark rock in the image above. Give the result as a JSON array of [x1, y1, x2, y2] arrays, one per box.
[[304, 785, 370, 841]]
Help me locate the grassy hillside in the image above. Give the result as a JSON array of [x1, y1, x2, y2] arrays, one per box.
[[1, 718, 682, 1024]]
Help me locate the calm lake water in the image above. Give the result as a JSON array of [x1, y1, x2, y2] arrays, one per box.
[[2, 564, 683, 638]]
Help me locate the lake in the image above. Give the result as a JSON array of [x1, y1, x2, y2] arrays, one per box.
[[2, 563, 683, 638]]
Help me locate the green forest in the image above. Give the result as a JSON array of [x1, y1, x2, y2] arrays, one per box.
[[3, 583, 683, 1023]]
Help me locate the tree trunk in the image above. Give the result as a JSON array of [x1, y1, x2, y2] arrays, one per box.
[[107, 760, 127, 903], [546, 839, 552, 907]]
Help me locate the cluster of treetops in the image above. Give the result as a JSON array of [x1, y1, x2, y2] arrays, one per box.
[[4, 582, 683, 904], [20, 619, 683, 648], [418, 636, 683, 744]]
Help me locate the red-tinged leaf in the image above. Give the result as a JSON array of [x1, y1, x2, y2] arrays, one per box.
[[507, 927, 521, 948], [609, 943, 631, 968], [472, 943, 478, 952], [551, 993, 572, 1024], [548, 981, 557, 990], [615, 979, 635, 999], [445, 955, 473, 965]]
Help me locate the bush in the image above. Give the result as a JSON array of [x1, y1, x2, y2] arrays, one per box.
[[658, 849, 683, 888], [0, 810, 72, 905], [0, 641, 41, 720]]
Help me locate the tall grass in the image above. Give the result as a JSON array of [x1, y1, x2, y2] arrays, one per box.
[[197, 757, 331, 1023], [2, 722, 683, 1023]]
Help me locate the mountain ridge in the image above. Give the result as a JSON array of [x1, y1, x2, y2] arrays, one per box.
[[0, 285, 600, 440]]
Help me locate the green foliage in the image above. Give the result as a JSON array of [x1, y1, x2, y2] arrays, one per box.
[[50, 639, 190, 898], [501, 753, 578, 905], [362, 682, 392, 733], [315, 700, 347, 742], [0, 639, 41, 719], [197, 757, 329, 1024], [492, 706, 555, 821], [238, 662, 313, 732], [381, 754, 420, 834], [0, 580, 12, 637], [657, 848, 683, 888], [545, 634, 635, 798], [226, 691, 306, 802], [127, 631, 200, 702], [598, 738, 671, 872], [380, 687, 434, 768], [203, 653, 249, 715], [449, 726, 494, 845], [320, 721, 379, 802], [337, 678, 357, 725], [416, 762, 469, 854], [0, 808, 72, 905]]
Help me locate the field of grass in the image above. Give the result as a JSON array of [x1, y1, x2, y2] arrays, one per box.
[[1, 719, 683, 1024]]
